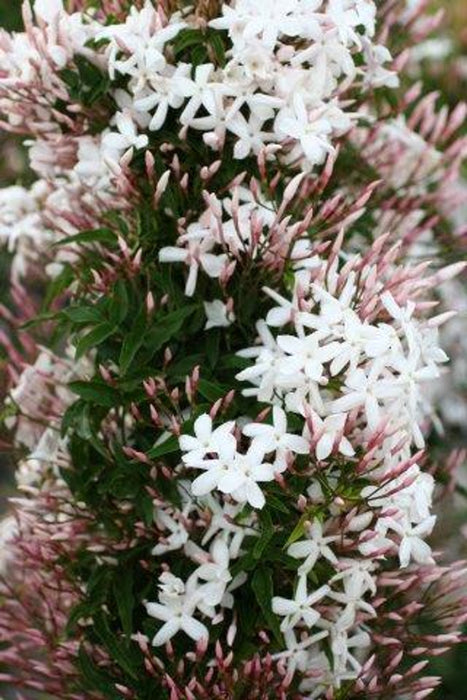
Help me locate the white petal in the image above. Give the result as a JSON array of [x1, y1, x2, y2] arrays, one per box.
[[181, 615, 209, 642], [316, 433, 333, 461], [35, 0, 63, 22], [191, 470, 220, 496], [145, 602, 172, 622], [194, 414, 212, 442], [152, 618, 180, 646], [245, 482, 266, 509], [284, 434, 309, 455], [272, 597, 297, 616]]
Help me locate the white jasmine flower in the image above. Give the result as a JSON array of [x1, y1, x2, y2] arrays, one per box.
[[275, 100, 334, 167], [175, 63, 230, 126], [305, 412, 354, 461], [272, 576, 330, 632], [146, 573, 208, 646], [133, 63, 190, 130], [102, 111, 148, 158], [204, 300, 235, 330], [288, 521, 339, 574], [271, 629, 329, 673], [195, 536, 232, 607], [180, 414, 235, 465], [389, 515, 437, 568], [188, 439, 274, 510], [277, 332, 341, 383], [329, 367, 399, 431], [201, 497, 257, 558], [242, 405, 309, 471], [152, 508, 189, 556], [159, 238, 228, 297], [328, 574, 377, 626]]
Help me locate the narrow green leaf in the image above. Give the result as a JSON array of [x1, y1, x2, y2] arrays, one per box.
[[20, 310, 59, 329], [206, 329, 220, 368], [69, 381, 121, 407], [208, 30, 226, 67], [93, 611, 139, 679], [77, 647, 120, 697], [284, 514, 309, 549], [251, 568, 282, 645], [109, 279, 129, 326], [113, 568, 134, 641], [147, 434, 179, 459], [197, 378, 229, 402], [253, 510, 274, 559], [43, 265, 74, 308], [54, 227, 116, 247], [63, 305, 104, 324], [119, 308, 147, 374], [173, 28, 204, 57], [146, 304, 197, 352], [75, 322, 115, 359]]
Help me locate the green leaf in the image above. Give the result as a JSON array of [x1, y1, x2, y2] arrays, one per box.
[[192, 44, 208, 66], [173, 28, 204, 57], [251, 568, 282, 645], [253, 510, 274, 559], [42, 265, 74, 308], [284, 514, 308, 549], [206, 329, 220, 368], [93, 611, 139, 680], [146, 304, 198, 353], [119, 308, 147, 374], [75, 322, 116, 359], [284, 510, 318, 549], [208, 30, 226, 67], [69, 381, 121, 408], [113, 568, 134, 641], [197, 378, 229, 402], [109, 279, 129, 326], [54, 227, 116, 247], [265, 493, 289, 514], [20, 310, 59, 329], [62, 305, 104, 324], [147, 434, 179, 459], [74, 55, 110, 106], [77, 647, 121, 697]]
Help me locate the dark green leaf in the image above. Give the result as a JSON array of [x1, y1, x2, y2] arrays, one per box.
[[20, 310, 59, 329], [251, 568, 282, 645], [147, 434, 179, 459], [75, 322, 116, 359], [42, 265, 74, 308], [197, 378, 229, 402], [63, 305, 104, 324], [113, 568, 134, 641], [208, 30, 226, 67], [146, 304, 198, 353], [253, 510, 274, 559], [54, 227, 116, 247], [119, 308, 147, 374], [69, 381, 121, 407], [206, 329, 220, 368], [77, 647, 121, 697], [173, 28, 204, 57], [109, 279, 129, 326], [93, 611, 139, 679]]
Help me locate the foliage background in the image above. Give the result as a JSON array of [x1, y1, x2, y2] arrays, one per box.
[[0, 0, 465, 698]]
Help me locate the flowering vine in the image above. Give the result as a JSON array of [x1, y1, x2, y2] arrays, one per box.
[[0, 1, 466, 699]]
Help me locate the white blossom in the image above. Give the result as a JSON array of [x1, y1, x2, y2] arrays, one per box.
[[272, 576, 330, 632], [145, 572, 208, 646]]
